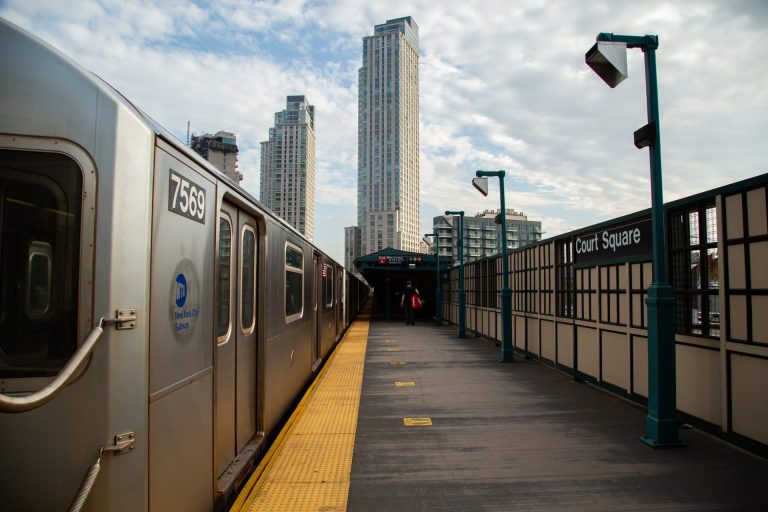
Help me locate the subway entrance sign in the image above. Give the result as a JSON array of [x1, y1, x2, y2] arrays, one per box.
[[376, 255, 425, 267], [356, 248, 450, 321]]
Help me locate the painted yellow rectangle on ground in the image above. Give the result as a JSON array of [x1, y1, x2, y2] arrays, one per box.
[[385, 339, 398, 343], [395, 381, 416, 387], [386, 348, 400, 352], [403, 417, 432, 426], [389, 361, 407, 365]]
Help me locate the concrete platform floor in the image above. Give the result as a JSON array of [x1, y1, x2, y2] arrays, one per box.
[[348, 320, 768, 511]]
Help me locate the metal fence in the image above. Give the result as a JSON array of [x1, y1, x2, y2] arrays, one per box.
[[441, 173, 768, 455]]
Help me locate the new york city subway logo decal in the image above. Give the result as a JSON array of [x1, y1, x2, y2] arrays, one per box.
[[170, 258, 200, 341]]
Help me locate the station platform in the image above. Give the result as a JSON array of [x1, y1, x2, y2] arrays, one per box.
[[232, 309, 768, 511]]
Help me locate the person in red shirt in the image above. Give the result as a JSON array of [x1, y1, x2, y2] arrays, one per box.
[[400, 280, 419, 325]]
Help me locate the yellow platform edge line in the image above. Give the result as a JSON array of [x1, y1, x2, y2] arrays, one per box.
[[230, 309, 371, 512]]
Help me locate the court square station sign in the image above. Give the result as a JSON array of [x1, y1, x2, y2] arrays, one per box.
[[573, 217, 653, 266]]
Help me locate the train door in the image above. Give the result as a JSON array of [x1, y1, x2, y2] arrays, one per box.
[[312, 253, 321, 369], [215, 201, 258, 478]]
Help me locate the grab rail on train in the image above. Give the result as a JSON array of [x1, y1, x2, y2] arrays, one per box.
[[0, 311, 136, 413]]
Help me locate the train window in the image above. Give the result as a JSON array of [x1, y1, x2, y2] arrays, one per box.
[[217, 214, 232, 343], [240, 226, 256, 334], [285, 243, 303, 321], [26, 241, 53, 319], [0, 150, 82, 378], [325, 265, 334, 308]]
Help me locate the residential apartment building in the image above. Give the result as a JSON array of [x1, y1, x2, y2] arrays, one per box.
[[357, 16, 420, 255], [260, 95, 316, 239], [433, 209, 543, 262], [190, 130, 242, 183]]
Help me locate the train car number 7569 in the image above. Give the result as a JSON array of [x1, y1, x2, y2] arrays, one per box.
[[168, 169, 206, 224]]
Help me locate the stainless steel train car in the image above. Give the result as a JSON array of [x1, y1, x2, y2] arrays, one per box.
[[0, 19, 367, 511]]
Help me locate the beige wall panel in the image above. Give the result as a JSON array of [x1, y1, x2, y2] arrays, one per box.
[[725, 194, 744, 239], [750, 241, 768, 289], [731, 353, 768, 446], [619, 294, 628, 324], [676, 345, 722, 426], [632, 265, 642, 289], [632, 295, 643, 326], [728, 245, 746, 289], [527, 317, 540, 355], [577, 326, 599, 378], [643, 263, 652, 287], [747, 188, 767, 236], [601, 295, 608, 323], [541, 321, 556, 361], [729, 295, 748, 341], [590, 293, 598, 318], [468, 306, 476, 331], [632, 336, 648, 397], [619, 265, 628, 289], [557, 322, 574, 368], [601, 330, 629, 391], [514, 315, 525, 350], [753, 296, 768, 344]]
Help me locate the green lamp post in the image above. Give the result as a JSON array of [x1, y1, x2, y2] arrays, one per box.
[[586, 33, 682, 448], [424, 232, 442, 325], [445, 210, 466, 338], [473, 171, 514, 362]]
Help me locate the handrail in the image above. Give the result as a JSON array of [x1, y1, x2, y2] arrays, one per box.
[[0, 320, 105, 413]]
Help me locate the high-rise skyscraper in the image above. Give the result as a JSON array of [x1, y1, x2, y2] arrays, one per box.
[[357, 16, 420, 255], [260, 95, 316, 239]]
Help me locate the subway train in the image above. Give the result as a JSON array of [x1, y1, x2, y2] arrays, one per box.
[[0, 18, 367, 512]]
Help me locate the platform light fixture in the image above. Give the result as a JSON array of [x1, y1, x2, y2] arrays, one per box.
[[423, 232, 442, 325], [445, 210, 466, 338], [473, 170, 513, 362], [586, 32, 682, 448]]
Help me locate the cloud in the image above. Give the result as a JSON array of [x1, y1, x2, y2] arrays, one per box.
[[2, 0, 766, 262]]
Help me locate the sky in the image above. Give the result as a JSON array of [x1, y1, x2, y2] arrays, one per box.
[[1, 0, 766, 262]]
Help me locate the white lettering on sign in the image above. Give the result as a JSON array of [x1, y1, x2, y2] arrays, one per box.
[[602, 228, 641, 252], [576, 227, 643, 255], [169, 170, 206, 223], [576, 234, 600, 254]]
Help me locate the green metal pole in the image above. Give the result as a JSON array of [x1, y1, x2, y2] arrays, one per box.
[[435, 229, 442, 325], [593, 33, 681, 447], [639, 41, 681, 448], [476, 170, 514, 362], [497, 175, 514, 362], [446, 211, 466, 337]]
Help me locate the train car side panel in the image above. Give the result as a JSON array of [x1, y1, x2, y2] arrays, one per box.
[[148, 143, 216, 511]]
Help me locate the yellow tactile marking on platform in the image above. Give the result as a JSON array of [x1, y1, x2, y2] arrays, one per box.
[[231, 311, 370, 512]]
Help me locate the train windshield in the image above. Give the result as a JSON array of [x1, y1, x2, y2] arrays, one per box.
[[0, 150, 82, 377]]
